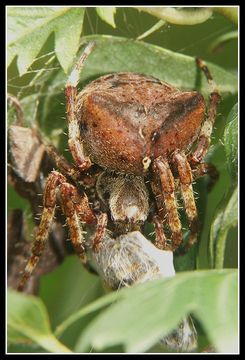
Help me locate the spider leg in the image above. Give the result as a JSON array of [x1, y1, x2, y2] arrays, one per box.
[[18, 170, 97, 291], [189, 58, 221, 166], [92, 213, 108, 252], [45, 144, 81, 181], [152, 215, 172, 251], [172, 152, 199, 254], [150, 178, 170, 250], [65, 42, 95, 171], [153, 157, 182, 251], [18, 171, 66, 291], [59, 182, 97, 262]]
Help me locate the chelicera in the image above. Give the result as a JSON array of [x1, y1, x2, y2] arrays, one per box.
[[18, 42, 220, 291]]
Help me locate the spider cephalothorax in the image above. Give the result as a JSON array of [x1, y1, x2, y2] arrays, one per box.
[[17, 42, 220, 291], [75, 72, 205, 175]]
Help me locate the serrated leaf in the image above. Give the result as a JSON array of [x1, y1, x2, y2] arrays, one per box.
[[210, 187, 238, 269], [7, 289, 72, 353], [54, 8, 85, 73], [55, 269, 238, 353], [223, 103, 238, 182], [96, 7, 116, 28], [7, 7, 85, 75]]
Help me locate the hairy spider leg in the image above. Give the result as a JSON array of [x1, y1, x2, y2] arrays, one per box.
[[18, 171, 64, 291], [153, 157, 182, 251], [92, 213, 108, 252], [150, 178, 170, 250], [189, 58, 221, 166], [172, 151, 199, 254], [17, 170, 97, 291], [45, 144, 81, 181], [59, 183, 97, 260], [152, 215, 172, 251], [65, 42, 95, 171]]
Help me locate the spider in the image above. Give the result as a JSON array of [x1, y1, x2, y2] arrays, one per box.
[[17, 42, 220, 291]]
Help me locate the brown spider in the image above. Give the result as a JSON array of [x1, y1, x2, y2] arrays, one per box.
[[17, 42, 220, 291]]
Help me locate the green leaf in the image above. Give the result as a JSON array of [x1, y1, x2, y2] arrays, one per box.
[[223, 103, 238, 182], [45, 35, 238, 99], [54, 9, 85, 73], [7, 7, 85, 75], [34, 35, 237, 141], [54, 289, 120, 339], [208, 104, 238, 268], [7, 289, 72, 353], [39, 256, 104, 329], [137, 7, 212, 25], [77, 36, 235, 96], [210, 187, 238, 269], [96, 7, 117, 28], [36, 35, 237, 138], [8, 342, 49, 353], [55, 270, 238, 353]]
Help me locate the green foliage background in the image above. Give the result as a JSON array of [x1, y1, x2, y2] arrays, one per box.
[[7, 7, 238, 354]]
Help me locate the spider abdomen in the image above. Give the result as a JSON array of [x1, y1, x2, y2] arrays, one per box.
[[76, 72, 205, 174]]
